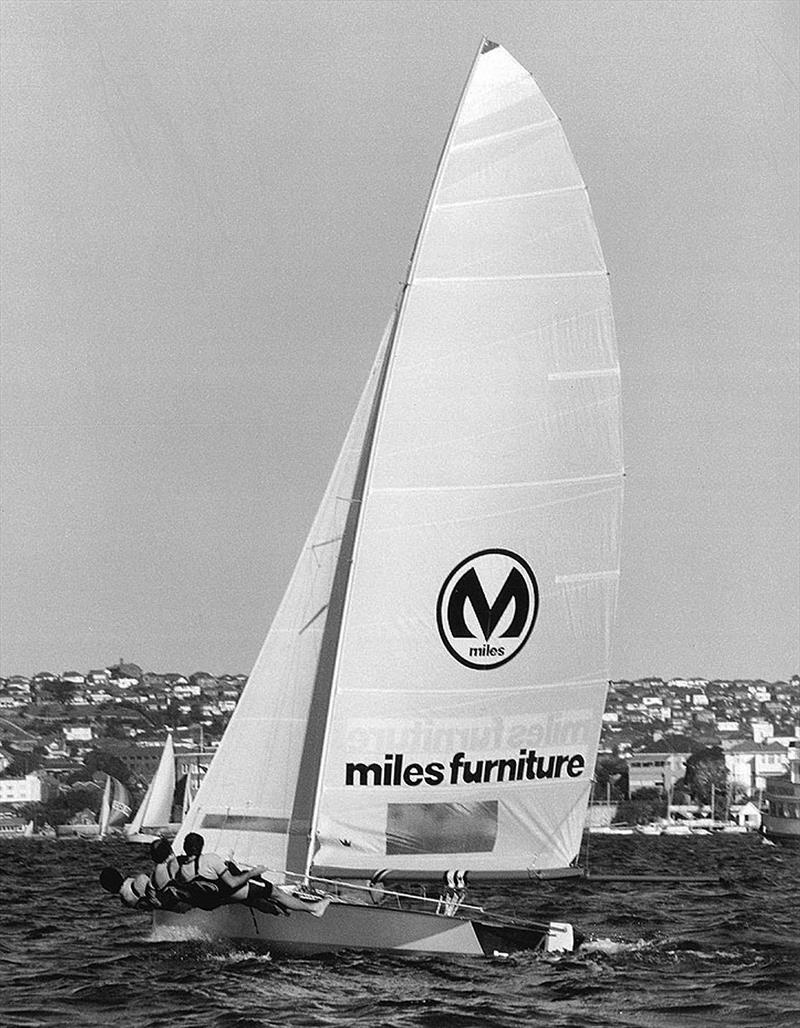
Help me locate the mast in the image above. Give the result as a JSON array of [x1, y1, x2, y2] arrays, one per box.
[[286, 40, 489, 879]]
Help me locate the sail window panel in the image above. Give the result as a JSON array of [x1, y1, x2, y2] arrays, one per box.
[[414, 191, 605, 281], [386, 801, 498, 855], [398, 277, 617, 376], [437, 120, 583, 208]]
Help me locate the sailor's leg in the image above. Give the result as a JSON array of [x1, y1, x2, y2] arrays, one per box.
[[273, 884, 331, 917], [243, 881, 288, 916]]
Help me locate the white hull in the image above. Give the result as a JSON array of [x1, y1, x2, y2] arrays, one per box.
[[152, 900, 575, 958]]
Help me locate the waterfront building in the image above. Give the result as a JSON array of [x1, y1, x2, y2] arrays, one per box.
[[0, 812, 34, 836], [628, 751, 691, 793]]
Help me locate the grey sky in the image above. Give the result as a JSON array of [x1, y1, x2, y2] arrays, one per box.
[[1, 0, 798, 681]]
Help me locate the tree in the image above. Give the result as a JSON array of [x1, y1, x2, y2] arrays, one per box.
[[594, 755, 629, 801], [82, 749, 133, 787], [614, 787, 668, 824], [683, 745, 727, 807], [43, 680, 78, 705]]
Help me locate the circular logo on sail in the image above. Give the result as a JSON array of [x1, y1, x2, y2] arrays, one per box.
[[436, 549, 539, 670]]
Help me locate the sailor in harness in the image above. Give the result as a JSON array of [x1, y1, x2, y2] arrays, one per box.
[[171, 832, 330, 917]]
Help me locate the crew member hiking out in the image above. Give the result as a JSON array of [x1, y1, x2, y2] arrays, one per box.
[[173, 832, 331, 917], [145, 837, 190, 912], [99, 868, 154, 910]]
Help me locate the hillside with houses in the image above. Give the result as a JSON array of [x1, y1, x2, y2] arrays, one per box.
[[0, 665, 798, 833]]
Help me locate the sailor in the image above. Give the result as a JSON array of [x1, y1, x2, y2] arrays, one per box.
[[145, 837, 189, 912], [99, 867, 154, 910], [174, 832, 330, 917]]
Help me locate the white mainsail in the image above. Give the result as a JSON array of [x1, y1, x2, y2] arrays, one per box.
[[179, 41, 622, 882], [127, 733, 177, 837]]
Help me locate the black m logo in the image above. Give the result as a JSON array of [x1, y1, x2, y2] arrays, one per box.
[[436, 549, 539, 670], [447, 567, 529, 640]]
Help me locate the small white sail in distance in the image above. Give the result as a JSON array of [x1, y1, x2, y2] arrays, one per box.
[[127, 732, 177, 838], [99, 774, 133, 838], [178, 40, 623, 883]]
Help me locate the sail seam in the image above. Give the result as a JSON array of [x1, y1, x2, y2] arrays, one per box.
[[331, 679, 609, 695], [548, 367, 619, 380], [435, 184, 584, 210], [450, 117, 559, 152], [371, 471, 623, 493], [416, 271, 607, 282], [555, 570, 620, 584]]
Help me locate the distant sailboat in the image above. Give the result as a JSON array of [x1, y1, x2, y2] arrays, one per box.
[[126, 734, 179, 843], [98, 774, 133, 838], [153, 38, 623, 956]]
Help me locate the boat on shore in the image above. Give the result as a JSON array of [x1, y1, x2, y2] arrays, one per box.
[[153, 37, 623, 957]]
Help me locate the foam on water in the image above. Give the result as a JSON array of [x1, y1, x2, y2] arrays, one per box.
[[204, 949, 272, 965], [579, 937, 651, 956]]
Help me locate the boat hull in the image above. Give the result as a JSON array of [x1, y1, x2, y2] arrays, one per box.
[[762, 814, 800, 846], [151, 900, 575, 957]]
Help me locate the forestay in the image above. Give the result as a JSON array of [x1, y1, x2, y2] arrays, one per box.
[[178, 41, 623, 881]]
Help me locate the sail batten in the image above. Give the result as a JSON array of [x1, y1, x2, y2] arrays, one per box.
[[416, 272, 608, 282]]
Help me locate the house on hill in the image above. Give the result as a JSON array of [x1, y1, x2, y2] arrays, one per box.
[[725, 741, 789, 796], [106, 663, 143, 688]]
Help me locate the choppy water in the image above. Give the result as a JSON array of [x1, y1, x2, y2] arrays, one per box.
[[1, 834, 798, 1027]]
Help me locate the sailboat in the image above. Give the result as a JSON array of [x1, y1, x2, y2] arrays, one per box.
[[126, 733, 180, 843], [153, 39, 623, 956], [98, 774, 133, 838]]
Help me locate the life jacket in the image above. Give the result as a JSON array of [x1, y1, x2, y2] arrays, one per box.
[[148, 859, 184, 911], [120, 876, 151, 910], [173, 854, 228, 911]]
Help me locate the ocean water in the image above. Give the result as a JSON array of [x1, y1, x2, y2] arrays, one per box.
[[1, 834, 798, 1028]]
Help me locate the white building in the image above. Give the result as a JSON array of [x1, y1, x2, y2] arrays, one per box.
[[629, 752, 691, 793], [725, 742, 788, 795], [0, 772, 49, 804], [63, 725, 93, 743], [751, 721, 774, 744]]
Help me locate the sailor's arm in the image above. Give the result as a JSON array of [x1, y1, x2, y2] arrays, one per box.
[[214, 856, 268, 891]]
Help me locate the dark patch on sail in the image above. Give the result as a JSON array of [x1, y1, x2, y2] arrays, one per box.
[[481, 39, 499, 53], [201, 814, 290, 833], [385, 801, 498, 855]]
